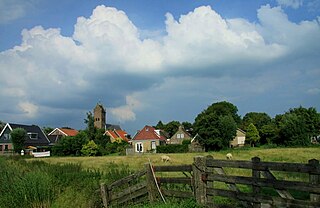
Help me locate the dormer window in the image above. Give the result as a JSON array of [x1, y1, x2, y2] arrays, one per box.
[[28, 133, 38, 140]]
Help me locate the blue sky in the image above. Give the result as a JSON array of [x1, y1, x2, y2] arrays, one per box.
[[0, 0, 319, 135]]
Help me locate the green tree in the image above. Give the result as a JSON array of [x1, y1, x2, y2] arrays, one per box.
[[246, 123, 260, 147], [53, 131, 89, 156], [193, 101, 239, 151], [163, 121, 180, 138], [155, 120, 165, 130], [10, 128, 27, 153], [182, 121, 193, 135], [84, 111, 96, 140], [278, 113, 309, 146], [241, 112, 271, 131], [260, 123, 278, 144], [81, 140, 98, 156]]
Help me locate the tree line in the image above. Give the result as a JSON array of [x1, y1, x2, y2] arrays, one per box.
[[5, 101, 320, 155], [155, 101, 320, 151]]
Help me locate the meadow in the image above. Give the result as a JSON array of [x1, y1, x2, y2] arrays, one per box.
[[37, 147, 320, 171], [1, 147, 319, 208]]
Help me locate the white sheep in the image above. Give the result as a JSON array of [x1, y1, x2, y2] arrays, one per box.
[[226, 153, 233, 160], [161, 155, 171, 162]]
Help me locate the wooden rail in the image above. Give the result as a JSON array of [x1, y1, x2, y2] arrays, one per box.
[[100, 156, 320, 207]]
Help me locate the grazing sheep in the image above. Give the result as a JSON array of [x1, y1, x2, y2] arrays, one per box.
[[226, 153, 233, 160], [161, 155, 171, 162]]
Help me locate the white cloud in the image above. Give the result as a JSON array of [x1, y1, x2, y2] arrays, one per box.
[[0, 4, 319, 129], [307, 88, 320, 95], [276, 0, 303, 9], [18, 101, 38, 118], [108, 95, 142, 123], [0, 0, 33, 24]]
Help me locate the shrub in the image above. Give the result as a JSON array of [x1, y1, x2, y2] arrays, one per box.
[[157, 144, 188, 153]]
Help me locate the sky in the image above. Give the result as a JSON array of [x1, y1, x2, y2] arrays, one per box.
[[0, 0, 319, 135]]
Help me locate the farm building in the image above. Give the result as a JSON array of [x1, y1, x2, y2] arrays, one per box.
[[229, 128, 246, 148], [169, 125, 192, 144]]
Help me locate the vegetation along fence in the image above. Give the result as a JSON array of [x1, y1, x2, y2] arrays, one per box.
[[100, 156, 320, 207]]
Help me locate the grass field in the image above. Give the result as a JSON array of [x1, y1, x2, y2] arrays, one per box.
[[3, 146, 319, 208], [34, 147, 320, 172]]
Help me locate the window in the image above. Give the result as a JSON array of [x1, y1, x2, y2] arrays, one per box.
[[151, 141, 156, 150], [181, 134, 184, 139], [0, 145, 2, 151], [177, 134, 181, 139], [136, 142, 143, 153], [4, 134, 9, 140], [28, 133, 38, 140], [4, 145, 8, 150]]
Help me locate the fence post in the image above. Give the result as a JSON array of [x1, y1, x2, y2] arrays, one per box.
[[193, 156, 207, 205], [309, 159, 320, 203], [252, 157, 261, 208], [100, 183, 108, 208], [145, 163, 157, 202]]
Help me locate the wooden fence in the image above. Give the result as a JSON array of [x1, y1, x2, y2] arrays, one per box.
[[100, 156, 320, 207]]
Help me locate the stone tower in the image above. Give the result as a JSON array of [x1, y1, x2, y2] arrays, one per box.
[[93, 103, 106, 129]]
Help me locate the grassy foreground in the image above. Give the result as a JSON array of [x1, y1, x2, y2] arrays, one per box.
[[35, 147, 320, 172], [2, 147, 318, 208]]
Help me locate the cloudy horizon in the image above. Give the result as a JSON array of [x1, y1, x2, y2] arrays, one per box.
[[0, 0, 319, 134]]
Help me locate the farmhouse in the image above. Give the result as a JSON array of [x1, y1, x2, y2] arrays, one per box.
[[0, 123, 50, 152], [47, 127, 79, 144], [104, 129, 129, 143], [169, 125, 192, 144], [229, 128, 246, 148], [131, 125, 167, 153]]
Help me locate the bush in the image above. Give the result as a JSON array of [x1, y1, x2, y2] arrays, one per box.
[[157, 144, 188, 153]]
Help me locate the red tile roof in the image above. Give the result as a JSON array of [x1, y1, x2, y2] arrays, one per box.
[[105, 129, 129, 142], [133, 125, 166, 141], [60, 128, 78, 136]]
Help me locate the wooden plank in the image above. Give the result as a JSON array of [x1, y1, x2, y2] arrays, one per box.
[[207, 173, 320, 194], [252, 157, 261, 208], [206, 158, 320, 174], [211, 167, 251, 207], [100, 183, 108, 208], [154, 164, 193, 172], [113, 187, 148, 205], [207, 188, 320, 208], [108, 170, 146, 190], [110, 181, 147, 201], [261, 170, 294, 199], [145, 163, 157, 202], [309, 159, 320, 203], [157, 177, 192, 185], [161, 189, 194, 198], [193, 156, 207, 205]]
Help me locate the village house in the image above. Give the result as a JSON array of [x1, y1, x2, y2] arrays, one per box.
[[229, 128, 246, 148], [0, 123, 50, 152], [104, 129, 129, 143], [169, 125, 192, 144], [131, 125, 167, 153], [47, 127, 79, 145]]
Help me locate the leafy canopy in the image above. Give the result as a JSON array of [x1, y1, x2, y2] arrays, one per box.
[[10, 128, 27, 152], [193, 101, 239, 151]]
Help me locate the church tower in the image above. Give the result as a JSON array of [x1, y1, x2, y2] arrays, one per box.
[[93, 103, 106, 129]]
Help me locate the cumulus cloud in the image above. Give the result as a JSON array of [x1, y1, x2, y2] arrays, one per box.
[[0, 4, 319, 130], [108, 95, 142, 123], [276, 0, 303, 9], [0, 0, 34, 24]]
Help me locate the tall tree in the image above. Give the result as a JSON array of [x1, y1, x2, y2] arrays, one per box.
[[278, 113, 309, 146], [193, 101, 239, 150], [10, 128, 27, 153], [246, 123, 260, 147], [84, 111, 96, 140], [241, 112, 271, 131], [155, 120, 165, 130], [163, 121, 180, 138]]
